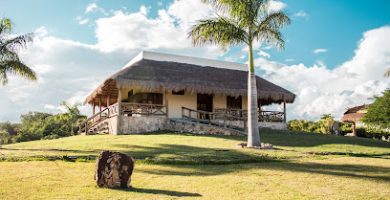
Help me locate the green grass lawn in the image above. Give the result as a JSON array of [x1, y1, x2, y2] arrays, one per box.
[[0, 129, 389, 199]]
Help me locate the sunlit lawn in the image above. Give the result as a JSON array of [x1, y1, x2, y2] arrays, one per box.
[[0, 129, 389, 199]]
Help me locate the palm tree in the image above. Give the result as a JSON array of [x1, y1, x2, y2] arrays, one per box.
[[0, 18, 36, 85], [58, 101, 86, 134], [189, 0, 290, 147]]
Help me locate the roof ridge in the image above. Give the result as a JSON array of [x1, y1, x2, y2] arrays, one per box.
[[122, 50, 247, 71]]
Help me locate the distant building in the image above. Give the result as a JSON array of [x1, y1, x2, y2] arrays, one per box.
[[341, 104, 370, 136]]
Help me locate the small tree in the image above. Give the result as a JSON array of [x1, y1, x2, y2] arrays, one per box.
[[363, 90, 390, 129], [318, 114, 334, 134]]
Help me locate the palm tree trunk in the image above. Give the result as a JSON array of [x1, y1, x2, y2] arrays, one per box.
[[247, 42, 261, 147]]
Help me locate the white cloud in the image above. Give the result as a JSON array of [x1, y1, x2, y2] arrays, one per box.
[[294, 10, 308, 18], [85, 3, 108, 15], [267, 0, 287, 13], [85, 3, 98, 13], [0, 0, 222, 122], [313, 48, 327, 54], [76, 16, 89, 25], [256, 26, 390, 120], [94, 0, 220, 57], [258, 50, 271, 58]]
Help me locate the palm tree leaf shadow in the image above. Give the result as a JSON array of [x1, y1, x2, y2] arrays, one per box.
[[120, 187, 202, 197]]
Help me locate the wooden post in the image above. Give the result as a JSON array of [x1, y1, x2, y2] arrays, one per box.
[[223, 114, 227, 128], [165, 91, 169, 118], [106, 95, 110, 117], [85, 121, 88, 135], [352, 122, 356, 136], [93, 103, 96, 115], [116, 90, 122, 135], [99, 97, 102, 112], [283, 100, 286, 123]]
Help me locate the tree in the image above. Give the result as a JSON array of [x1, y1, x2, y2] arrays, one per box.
[[189, 0, 290, 147], [0, 18, 36, 85], [318, 114, 334, 134], [56, 101, 86, 134], [363, 90, 390, 129]]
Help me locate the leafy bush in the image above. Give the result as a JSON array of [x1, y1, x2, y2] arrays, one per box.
[[363, 90, 390, 129], [0, 130, 11, 144], [339, 123, 352, 135], [2, 102, 86, 143], [288, 114, 336, 134]]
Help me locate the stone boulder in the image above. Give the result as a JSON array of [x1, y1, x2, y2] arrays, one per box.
[[95, 151, 135, 188]]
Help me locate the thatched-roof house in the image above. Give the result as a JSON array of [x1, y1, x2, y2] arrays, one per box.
[[82, 51, 295, 135], [341, 104, 370, 136]]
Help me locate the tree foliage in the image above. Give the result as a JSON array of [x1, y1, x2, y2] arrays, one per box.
[[288, 114, 340, 135], [1, 102, 86, 143], [0, 18, 36, 85], [363, 90, 390, 129]]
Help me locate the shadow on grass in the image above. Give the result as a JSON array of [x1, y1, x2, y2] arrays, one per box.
[[137, 159, 390, 183], [260, 128, 390, 149], [120, 187, 201, 197]]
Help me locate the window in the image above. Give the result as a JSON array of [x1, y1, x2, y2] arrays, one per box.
[[227, 96, 242, 109], [172, 90, 185, 95], [128, 93, 163, 104]]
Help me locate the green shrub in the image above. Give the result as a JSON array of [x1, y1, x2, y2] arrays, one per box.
[[0, 130, 11, 144], [339, 122, 352, 135], [363, 90, 390, 129]]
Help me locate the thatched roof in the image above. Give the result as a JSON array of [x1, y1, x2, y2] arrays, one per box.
[[341, 104, 370, 122], [85, 51, 295, 105]]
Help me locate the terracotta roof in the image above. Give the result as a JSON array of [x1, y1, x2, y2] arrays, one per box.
[[341, 113, 365, 122]]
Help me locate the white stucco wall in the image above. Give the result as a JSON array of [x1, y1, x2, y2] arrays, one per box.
[[213, 95, 227, 110], [166, 91, 197, 118]]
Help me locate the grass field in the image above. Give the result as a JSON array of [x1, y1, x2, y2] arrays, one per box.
[[1, 129, 389, 199]]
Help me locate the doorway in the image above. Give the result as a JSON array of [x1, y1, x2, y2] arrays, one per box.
[[197, 94, 213, 119]]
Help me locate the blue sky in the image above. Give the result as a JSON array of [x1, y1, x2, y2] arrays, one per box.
[[0, 0, 389, 121], [2, 0, 389, 67]]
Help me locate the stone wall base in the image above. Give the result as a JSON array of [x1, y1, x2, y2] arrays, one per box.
[[167, 119, 245, 136], [107, 116, 286, 135], [258, 122, 287, 130]]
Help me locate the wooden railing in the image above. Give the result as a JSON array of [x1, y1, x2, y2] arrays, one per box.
[[259, 111, 285, 122], [215, 108, 285, 123], [79, 102, 166, 134], [181, 107, 246, 131], [121, 103, 167, 116]]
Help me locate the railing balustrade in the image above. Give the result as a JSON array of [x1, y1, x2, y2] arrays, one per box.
[[215, 108, 285, 123], [182, 107, 246, 131], [79, 102, 167, 134], [121, 102, 167, 116]]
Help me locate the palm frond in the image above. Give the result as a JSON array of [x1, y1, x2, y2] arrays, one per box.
[[0, 60, 37, 85], [385, 68, 390, 77], [0, 18, 12, 35], [188, 17, 248, 48], [0, 47, 20, 61], [256, 11, 291, 31], [202, 0, 263, 27], [253, 11, 290, 50], [1, 34, 32, 52]]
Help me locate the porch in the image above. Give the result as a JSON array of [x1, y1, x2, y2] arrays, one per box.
[[80, 100, 286, 135]]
